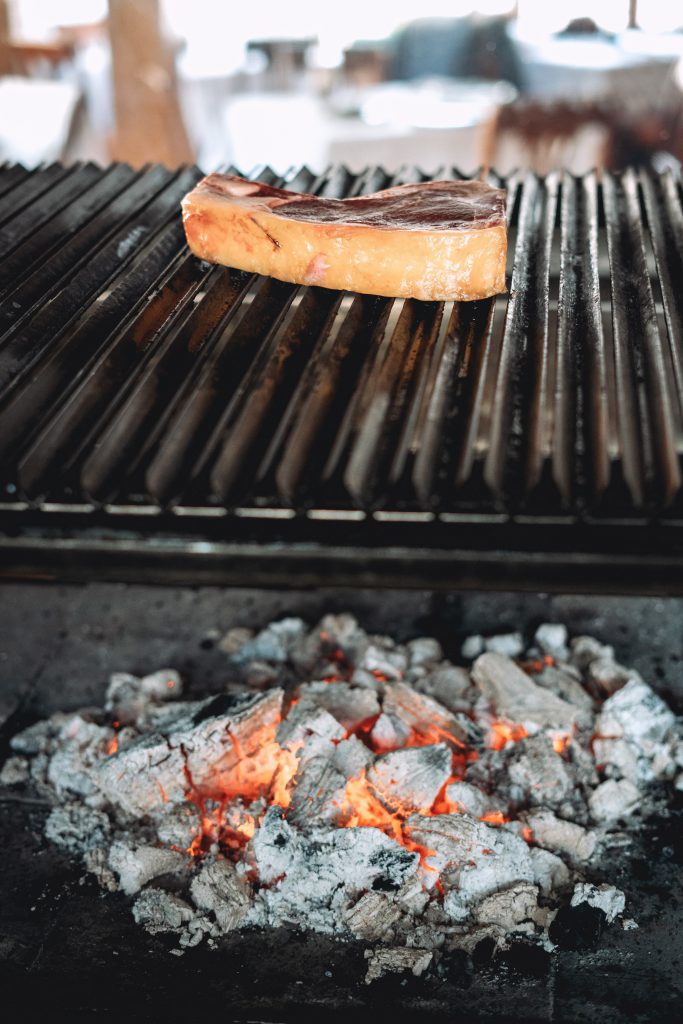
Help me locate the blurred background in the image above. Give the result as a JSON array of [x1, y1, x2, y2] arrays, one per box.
[[1, 0, 683, 175]]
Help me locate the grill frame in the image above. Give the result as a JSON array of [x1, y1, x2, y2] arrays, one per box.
[[1, 160, 682, 592]]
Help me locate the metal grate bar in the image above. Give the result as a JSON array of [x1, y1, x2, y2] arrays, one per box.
[[0, 165, 194, 394]]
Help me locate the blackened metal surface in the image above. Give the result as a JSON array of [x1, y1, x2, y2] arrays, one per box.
[[1, 583, 682, 1022], [1, 163, 683, 591]]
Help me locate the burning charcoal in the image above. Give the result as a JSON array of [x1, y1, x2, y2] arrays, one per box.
[[360, 644, 406, 680], [499, 734, 577, 812], [248, 805, 301, 884], [407, 637, 443, 668], [83, 847, 118, 891], [407, 813, 535, 908], [172, 688, 283, 790], [249, 817, 418, 933], [472, 653, 578, 730], [529, 847, 571, 896], [380, 682, 469, 748], [330, 735, 374, 779], [45, 803, 111, 854], [592, 738, 639, 783], [350, 667, 383, 692], [461, 635, 485, 660], [95, 733, 186, 816], [587, 657, 640, 697], [218, 626, 254, 656], [288, 756, 348, 828], [588, 779, 641, 824], [484, 632, 524, 658], [318, 612, 369, 664], [108, 840, 190, 896], [190, 860, 252, 933], [534, 623, 569, 662], [395, 877, 431, 915], [473, 883, 540, 931], [533, 665, 594, 711], [140, 700, 204, 734], [10, 714, 69, 755], [297, 682, 380, 732], [364, 947, 433, 984], [368, 745, 451, 814], [132, 888, 196, 934], [405, 924, 447, 950], [232, 617, 307, 665], [276, 701, 345, 762], [244, 660, 281, 690], [0, 755, 29, 786], [105, 669, 182, 726], [413, 665, 472, 713], [47, 717, 116, 799], [571, 882, 625, 924], [570, 635, 615, 671], [596, 679, 675, 754], [444, 781, 491, 818], [154, 801, 202, 849], [343, 891, 404, 941], [370, 712, 411, 751], [523, 808, 596, 864]]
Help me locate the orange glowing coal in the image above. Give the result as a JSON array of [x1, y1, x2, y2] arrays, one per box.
[[480, 809, 508, 825], [553, 733, 572, 754], [488, 720, 528, 751]]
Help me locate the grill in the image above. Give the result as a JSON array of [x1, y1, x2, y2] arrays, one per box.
[[1, 160, 683, 591]]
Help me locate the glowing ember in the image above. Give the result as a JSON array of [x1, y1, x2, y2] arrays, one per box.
[[553, 733, 572, 754], [488, 720, 529, 751], [480, 810, 508, 825]]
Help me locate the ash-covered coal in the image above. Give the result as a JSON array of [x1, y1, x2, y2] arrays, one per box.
[[3, 617, 682, 983]]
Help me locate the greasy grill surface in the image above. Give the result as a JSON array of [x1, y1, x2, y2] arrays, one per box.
[[0, 160, 682, 590]]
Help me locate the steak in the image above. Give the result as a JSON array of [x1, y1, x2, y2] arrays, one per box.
[[181, 174, 507, 302]]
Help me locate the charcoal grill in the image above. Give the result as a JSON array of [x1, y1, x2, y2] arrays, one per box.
[[1, 160, 683, 591]]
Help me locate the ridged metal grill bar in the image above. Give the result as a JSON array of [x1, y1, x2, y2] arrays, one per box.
[[1, 160, 683, 590]]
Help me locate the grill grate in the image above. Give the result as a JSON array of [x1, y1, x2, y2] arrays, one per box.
[[0, 160, 682, 590]]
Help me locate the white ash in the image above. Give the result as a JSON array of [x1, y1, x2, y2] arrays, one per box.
[[571, 882, 626, 923], [413, 664, 472, 713], [6, 616, 682, 980], [472, 653, 579, 731], [190, 860, 251, 933], [534, 623, 570, 662], [368, 745, 451, 814], [344, 891, 405, 941], [528, 847, 571, 896], [287, 756, 348, 827], [45, 803, 111, 854], [330, 735, 373, 778], [108, 840, 190, 896], [461, 634, 485, 660], [570, 635, 615, 671], [523, 809, 597, 865], [297, 681, 380, 732], [587, 658, 640, 697], [443, 781, 492, 818], [132, 888, 196, 934], [588, 778, 642, 824], [484, 632, 525, 658], [364, 947, 433, 984], [407, 637, 443, 668], [0, 754, 30, 786], [532, 664, 595, 711]]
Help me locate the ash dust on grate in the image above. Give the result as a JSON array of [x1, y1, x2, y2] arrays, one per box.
[[3, 616, 682, 984]]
